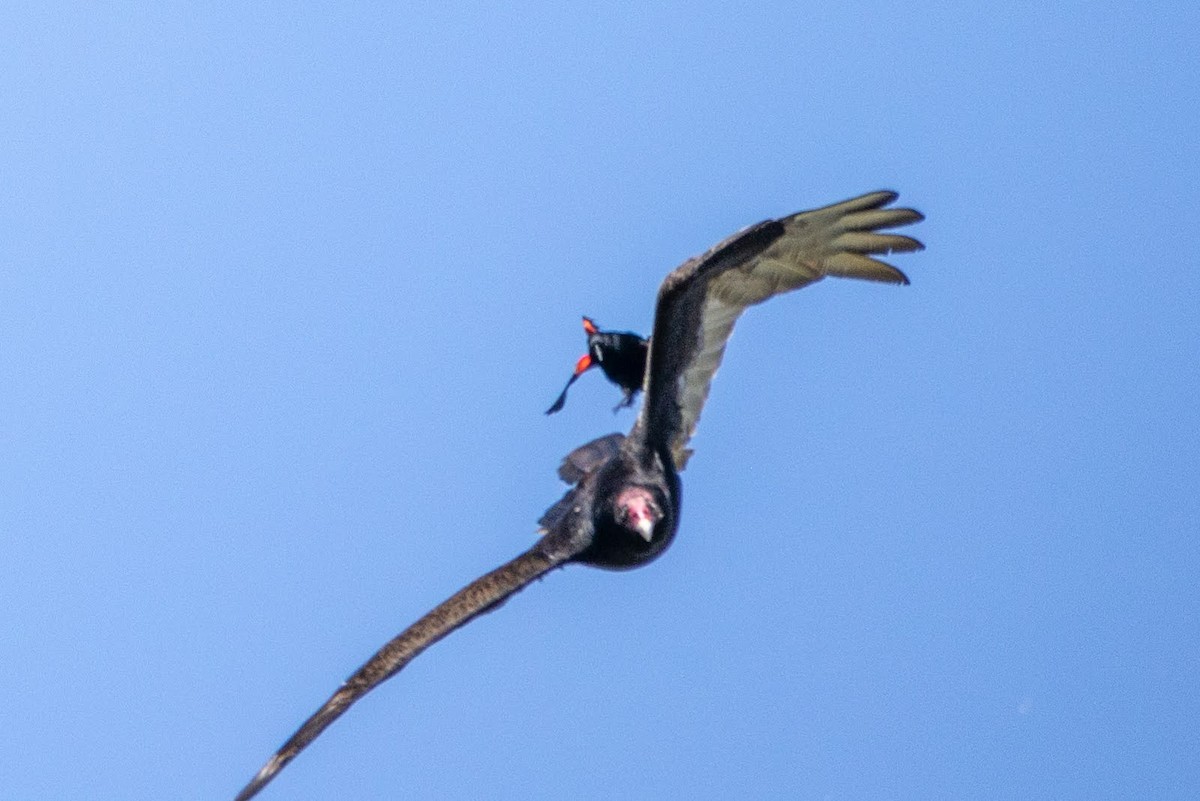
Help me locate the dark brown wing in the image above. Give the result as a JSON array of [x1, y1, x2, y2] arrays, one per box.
[[633, 191, 924, 470], [537, 432, 625, 534], [556, 432, 625, 483], [233, 527, 586, 801]]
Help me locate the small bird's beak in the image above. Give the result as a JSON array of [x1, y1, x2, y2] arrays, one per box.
[[572, 353, 594, 376], [582, 316, 599, 335]]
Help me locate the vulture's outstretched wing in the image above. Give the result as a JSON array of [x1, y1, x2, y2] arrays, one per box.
[[233, 527, 585, 801], [634, 191, 923, 470]]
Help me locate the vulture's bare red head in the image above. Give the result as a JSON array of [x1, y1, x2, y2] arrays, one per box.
[[614, 486, 660, 542]]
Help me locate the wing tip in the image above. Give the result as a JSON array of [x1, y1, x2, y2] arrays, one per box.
[[869, 261, 912, 285], [859, 190, 924, 222], [234, 755, 285, 801], [876, 191, 924, 228]]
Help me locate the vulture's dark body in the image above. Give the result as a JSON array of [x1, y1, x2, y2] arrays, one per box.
[[542, 432, 680, 569]]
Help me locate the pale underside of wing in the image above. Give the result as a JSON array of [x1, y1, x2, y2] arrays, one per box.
[[648, 190, 924, 470], [233, 528, 584, 801]]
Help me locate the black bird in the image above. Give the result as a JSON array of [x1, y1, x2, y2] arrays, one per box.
[[546, 316, 649, 414], [234, 190, 923, 800]]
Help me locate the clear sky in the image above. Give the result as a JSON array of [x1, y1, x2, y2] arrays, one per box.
[[3, 4, 1197, 800]]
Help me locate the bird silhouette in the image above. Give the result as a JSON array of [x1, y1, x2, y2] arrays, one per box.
[[234, 190, 923, 800], [545, 316, 649, 414]]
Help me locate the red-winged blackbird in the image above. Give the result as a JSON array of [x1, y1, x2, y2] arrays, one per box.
[[545, 316, 648, 415], [235, 191, 924, 800]]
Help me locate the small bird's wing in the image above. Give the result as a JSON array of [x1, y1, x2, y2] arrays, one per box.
[[633, 191, 923, 470], [233, 526, 587, 801], [545, 357, 590, 415]]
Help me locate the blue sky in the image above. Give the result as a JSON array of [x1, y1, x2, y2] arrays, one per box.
[[3, 3, 1197, 800]]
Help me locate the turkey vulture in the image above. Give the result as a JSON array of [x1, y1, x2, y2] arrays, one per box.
[[234, 190, 923, 800], [545, 316, 649, 414]]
